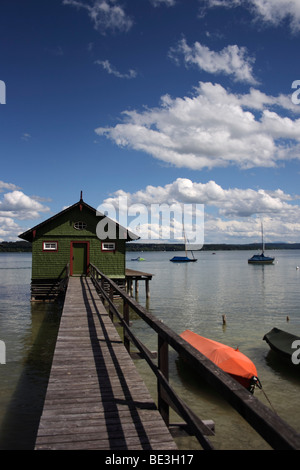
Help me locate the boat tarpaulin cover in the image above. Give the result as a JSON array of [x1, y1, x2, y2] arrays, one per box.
[[180, 329, 257, 380], [263, 327, 300, 358]]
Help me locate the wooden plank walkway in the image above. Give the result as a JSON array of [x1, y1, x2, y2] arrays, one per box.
[[35, 277, 177, 450]]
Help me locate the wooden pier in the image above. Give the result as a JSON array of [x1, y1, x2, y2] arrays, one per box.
[[34, 277, 177, 450], [35, 266, 300, 451], [125, 268, 153, 298]]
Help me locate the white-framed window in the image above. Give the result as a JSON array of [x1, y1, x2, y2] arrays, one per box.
[[101, 242, 115, 252], [74, 221, 87, 230], [43, 241, 58, 251]]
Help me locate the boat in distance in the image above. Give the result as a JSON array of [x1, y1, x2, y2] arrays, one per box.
[[170, 229, 197, 262], [263, 327, 300, 362], [248, 253, 275, 264], [248, 221, 275, 264], [170, 256, 197, 263], [180, 329, 260, 392]]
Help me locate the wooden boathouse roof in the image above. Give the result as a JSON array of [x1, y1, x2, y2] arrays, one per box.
[[19, 195, 139, 243]]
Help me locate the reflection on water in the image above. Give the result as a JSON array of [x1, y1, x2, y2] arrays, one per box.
[[265, 349, 300, 383], [1, 251, 300, 449], [0, 254, 62, 449]]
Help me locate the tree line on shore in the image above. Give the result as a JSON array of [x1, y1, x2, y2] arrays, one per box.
[[1, 240, 300, 252], [127, 242, 300, 251]]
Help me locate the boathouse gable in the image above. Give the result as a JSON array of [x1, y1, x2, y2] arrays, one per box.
[[19, 197, 138, 300]]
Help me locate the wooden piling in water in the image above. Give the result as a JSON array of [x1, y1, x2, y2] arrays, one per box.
[[125, 268, 152, 299]]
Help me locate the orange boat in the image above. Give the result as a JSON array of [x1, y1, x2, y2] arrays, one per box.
[[180, 329, 260, 392]]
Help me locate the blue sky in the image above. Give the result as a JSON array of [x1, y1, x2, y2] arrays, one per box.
[[1, 0, 300, 244]]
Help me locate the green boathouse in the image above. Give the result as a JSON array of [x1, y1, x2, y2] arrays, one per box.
[[19, 194, 139, 301]]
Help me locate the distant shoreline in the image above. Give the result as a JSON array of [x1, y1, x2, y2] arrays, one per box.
[[126, 242, 300, 252], [1, 240, 300, 253], [0, 241, 32, 252]]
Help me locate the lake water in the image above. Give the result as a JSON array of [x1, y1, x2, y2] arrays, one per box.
[[1, 250, 300, 450], [0, 253, 62, 450]]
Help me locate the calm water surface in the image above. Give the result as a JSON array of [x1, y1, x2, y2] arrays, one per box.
[[127, 249, 300, 450], [0, 250, 300, 450], [0, 253, 62, 449]]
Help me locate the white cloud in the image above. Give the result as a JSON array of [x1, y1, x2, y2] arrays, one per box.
[[102, 178, 300, 243], [0, 190, 50, 221], [21, 133, 31, 141], [62, 0, 133, 34], [150, 0, 176, 6], [206, 211, 300, 244], [169, 38, 258, 84], [201, 0, 300, 33], [95, 59, 137, 79], [0, 181, 20, 192], [104, 178, 297, 218], [251, 0, 300, 32], [96, 81, 300, 171], [0, 217, 24, 242], [0, 187, 51, 241]]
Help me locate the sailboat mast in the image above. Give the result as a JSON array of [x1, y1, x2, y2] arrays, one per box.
[[183, 230, 188, 257], [183, 224, 196, 259], [261, 221, 265, 253]]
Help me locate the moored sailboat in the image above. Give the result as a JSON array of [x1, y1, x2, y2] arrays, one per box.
[[170, 230, 197, 263], [170, 255, 197, 262], [248, 221, 275, 265]]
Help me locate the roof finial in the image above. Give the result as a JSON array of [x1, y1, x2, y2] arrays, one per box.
[[80, 190, 83, 202]]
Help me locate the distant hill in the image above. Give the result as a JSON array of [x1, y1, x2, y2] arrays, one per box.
[[1, 240, 300, 253], [0, 241, 32, 252]]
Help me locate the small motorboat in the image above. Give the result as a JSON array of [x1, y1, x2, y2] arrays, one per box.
[[131, 256, 145, 261], [263, 327, 300, 363], [180, 329, 260, 392]]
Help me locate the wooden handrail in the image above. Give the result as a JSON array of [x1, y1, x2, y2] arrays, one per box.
[[58, 263, 70, 294], [89, 264, 214, 450], [66, 262, 70, 279], [89, 263, 300, 450]]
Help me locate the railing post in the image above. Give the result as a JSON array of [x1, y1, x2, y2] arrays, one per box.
[[157, 335, 169, 427], [145, 279, 150, 299], [101, 276, 106, 304], [109, 284, 114, 321], [123, 299, 130, 353]]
